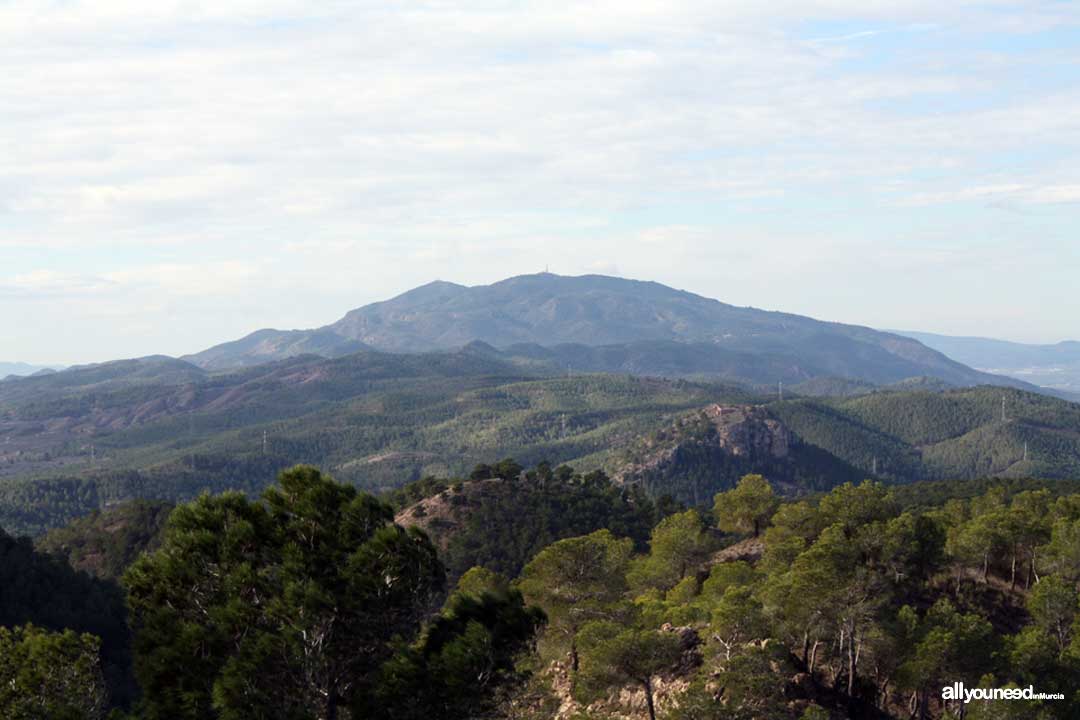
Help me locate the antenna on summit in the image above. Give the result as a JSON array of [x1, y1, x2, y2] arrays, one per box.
[[778, 380, 783, 401], [1002, 396, 1007, 423], [262, 430, 268, 455]]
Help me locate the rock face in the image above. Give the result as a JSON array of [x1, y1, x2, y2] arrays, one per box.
[[699, 404, 792, 459], [612, 404, 814, 505]]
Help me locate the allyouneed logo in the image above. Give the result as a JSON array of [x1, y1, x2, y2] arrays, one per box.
[[942, 682, 1064, 703]]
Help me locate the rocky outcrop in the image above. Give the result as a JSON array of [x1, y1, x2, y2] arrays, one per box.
[[700, 404, 792, 459], [611, 404, 802, 504]]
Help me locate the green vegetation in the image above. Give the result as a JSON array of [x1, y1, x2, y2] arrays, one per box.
[[36, 500, 173, 580], [5, 457, 1080, 718], [0, 525, 133, 707], [0, 625, 107, 720], [512, 475, 1080, 719], [770, 385, 1080, 483], [396, 462, 668, 581], [118, 466, 547, 720], [0, 351, 747, 535]]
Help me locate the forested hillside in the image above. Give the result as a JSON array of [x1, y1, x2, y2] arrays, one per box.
[[0, 351, 748, 535], [3, 345, 1079, 538], [6, 464, 1080, 719], [769, 386, 1080, 483]]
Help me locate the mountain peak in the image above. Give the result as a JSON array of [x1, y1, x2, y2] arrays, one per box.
[[183, 273, 1034, 392]]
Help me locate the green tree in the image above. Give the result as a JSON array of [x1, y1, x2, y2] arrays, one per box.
[[1028, 576, 1078, 653], [879, 511, 945, 586], [817, 481, 897, 532], [950, 510, 1009, 584], [896, 599, 997, 720], [1039, 518, 1080, 585], [363, 585, 545, 719], [455, 566, 511, 599], [628, 510, 714, 591], [0, 624, 107, 720], [709, 585, 767, 661], [124, 465, 444, 720], [576, 621, 684, 720], [518, 529, 633, 672], [714, 474, 779, 538]]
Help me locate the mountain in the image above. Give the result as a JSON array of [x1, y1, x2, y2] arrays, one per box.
[[4, 335, 1078, 538], [0, 362, 64, 380], [184, 273, 1031, 391], [0, 349, 754, 535], [183, 328, 370, 370], [768, 385, 1080, 482], [605, 384, 1080, 506], [897, 331, 1080, 397]]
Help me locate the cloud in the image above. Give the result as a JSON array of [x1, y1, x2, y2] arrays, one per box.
[[1, 0, 1079, 360]]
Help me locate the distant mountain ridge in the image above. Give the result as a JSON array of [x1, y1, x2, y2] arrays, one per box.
[[184, 273, 1032, 391], [896, 331, 1080, 397], [0, 361, 64, 380]]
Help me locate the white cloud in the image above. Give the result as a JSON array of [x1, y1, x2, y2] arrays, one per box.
[[1, 0, 1078, 361]]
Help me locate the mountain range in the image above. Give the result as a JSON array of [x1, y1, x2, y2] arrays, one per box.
[[897, 331, 1080, 396], [2, 344, 1079, 536], [182, 273, 1036, 392], [2, 272, 1077, 536], [0, 362, 62, 380]]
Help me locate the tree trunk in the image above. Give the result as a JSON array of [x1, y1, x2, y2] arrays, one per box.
[[643, 677, 657, 720], [835, 627, 846, 691], [982, 553, 989, 583], [1010, 549, 1017, 589], [847, 627, 858, 698], [809, 640, 820, 676]]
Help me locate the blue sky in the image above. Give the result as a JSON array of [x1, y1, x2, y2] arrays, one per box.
[[2, 0, 1078, 364]]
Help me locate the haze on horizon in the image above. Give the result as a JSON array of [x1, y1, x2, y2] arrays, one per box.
[[2, 1, 1078, 365]]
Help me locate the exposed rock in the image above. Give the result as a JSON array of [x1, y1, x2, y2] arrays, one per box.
[[394, 478, 507, 552], [710, 536, 766, 565], [611, 403, 812, 505], [700, 404, 792, 459]]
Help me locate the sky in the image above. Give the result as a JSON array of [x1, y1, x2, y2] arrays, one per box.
[[2, 1, 1078, 365]]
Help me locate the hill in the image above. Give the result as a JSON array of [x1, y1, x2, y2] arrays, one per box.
[[35, 500, 173, 580], [0, 361, 64, 379], [3, 338, 1078, 537], [898, 330, 1080, 397], [391, 463, 663, 582], [0, 349, 753, 535], [184, 273, 1031, 391], [610, 403, 865, 505], [768, 385, 1080, 482]]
